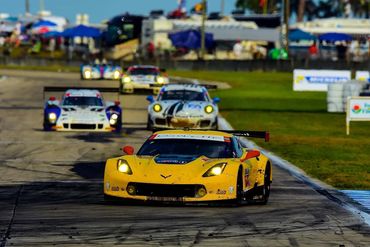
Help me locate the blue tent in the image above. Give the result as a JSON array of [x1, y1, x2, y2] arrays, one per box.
[[61, 25, 101, 38], [319, 32, 352, 42], [32, 20, 57, 28], [168, 29, 214, 50], [289, 29, 316, 41], [42, 31, 62, 38]]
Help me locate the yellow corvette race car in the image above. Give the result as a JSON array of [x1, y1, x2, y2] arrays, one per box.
[[104, 129, 272, 205]]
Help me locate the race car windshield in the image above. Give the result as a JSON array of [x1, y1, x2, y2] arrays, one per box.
[[137, 139, 234, 158], [62, 97, 103, 106], [159, 90, 207, 101], [129, 68, 159, 76]]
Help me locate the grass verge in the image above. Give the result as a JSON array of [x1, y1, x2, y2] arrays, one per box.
[[169, 70, 370, 189]]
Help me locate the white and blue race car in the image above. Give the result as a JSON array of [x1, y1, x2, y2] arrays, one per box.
[[80, 60, 122, 80], [146, 84, 220, 130], [43, 87, 122, 132]]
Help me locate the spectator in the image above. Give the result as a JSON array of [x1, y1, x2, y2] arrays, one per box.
[[336, 41, 347, 60], [308, 41, 319, 59], [233, 40, 243, 59], [146, 41, 155, 60]]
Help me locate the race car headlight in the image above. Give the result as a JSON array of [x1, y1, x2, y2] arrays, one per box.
[[48, 112, 57, 123], [203, 163, 227, 177], [113, 70, 120, 79], [84, 70, 91, 79], [122, 76, 131, 83], [156, 76, 165, 84], [117, 159, 133, 175], [153, 104, 162, 112], [204, 105, 214, 114], [109, 113, 119, 125]]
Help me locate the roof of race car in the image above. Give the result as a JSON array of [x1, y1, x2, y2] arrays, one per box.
[[64, 89, 101, 97], [151, 130, 233, 140], [161, 84, 206, 92]]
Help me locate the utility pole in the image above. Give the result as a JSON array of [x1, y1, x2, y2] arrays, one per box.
[[200, 0, 207, 60], [284, 0, 290, 53], [25, 0, 30, 15], [220, 0, 224, 16], [40, 0, 44, 12]]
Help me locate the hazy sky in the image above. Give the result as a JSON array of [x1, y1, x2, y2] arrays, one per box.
[[1, 0, 236, 23]]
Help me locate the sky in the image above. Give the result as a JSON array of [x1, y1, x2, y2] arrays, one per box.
[[1, 0, 236, 23]]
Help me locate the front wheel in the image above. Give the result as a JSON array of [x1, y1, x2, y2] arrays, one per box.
[[234, 168, 244, 206]]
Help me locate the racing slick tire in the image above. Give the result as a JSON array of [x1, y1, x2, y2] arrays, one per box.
[[235, 167, 244, 206], [257, 163, 271, 205]]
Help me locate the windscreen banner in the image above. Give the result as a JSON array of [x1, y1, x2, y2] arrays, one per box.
[[293, 69, 351, 91]]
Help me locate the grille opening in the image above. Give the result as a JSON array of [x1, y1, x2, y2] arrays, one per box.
[[128, 182, 204, 198], [63, 123, 69, 128], [98, 124, 103, 129], [155, 118, 166, 125], [70, 124, 96, 130], [200, 120, 211, 127]]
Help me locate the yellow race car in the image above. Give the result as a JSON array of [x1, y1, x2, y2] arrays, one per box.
[[104, 129, 272, 205]]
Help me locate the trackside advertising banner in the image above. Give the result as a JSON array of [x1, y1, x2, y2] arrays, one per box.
[[293, 69, 351, 91], [355, 71, 370, 83], [346, 97, 370, 135]]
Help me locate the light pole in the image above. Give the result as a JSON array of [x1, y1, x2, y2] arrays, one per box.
[[25, 0, 30, 15], [284, 0, 290, 53], [200, 0, 207, 60]]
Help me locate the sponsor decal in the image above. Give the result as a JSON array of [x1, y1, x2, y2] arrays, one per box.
[[244, 168, 250, 187], [216, 189, 226, 195], [111, 186, 119, 191], [352, 104, 361, 114], [187, 103, 202, 110], [228, 186, 234, 194], [160, 174, 172, 179]]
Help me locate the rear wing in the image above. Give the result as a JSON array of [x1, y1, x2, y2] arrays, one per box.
[[43, 86, 120, 100]]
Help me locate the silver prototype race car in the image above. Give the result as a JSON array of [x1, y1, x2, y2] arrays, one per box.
[[43, 87, 122, 132], [146, 84, 220, 130], [120, 65, 169, 94]]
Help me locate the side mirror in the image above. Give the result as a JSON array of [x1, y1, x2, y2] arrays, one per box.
[[122, 145, 134, 155], [213, 97, 220, 104], [240, 150, 260, 162], [146, 95, 154, 103]]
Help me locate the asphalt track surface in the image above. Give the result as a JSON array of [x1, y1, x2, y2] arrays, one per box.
[[0, 70, 369, 246]]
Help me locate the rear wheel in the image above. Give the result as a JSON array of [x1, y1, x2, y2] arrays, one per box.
[[259, 164, 271, 205]]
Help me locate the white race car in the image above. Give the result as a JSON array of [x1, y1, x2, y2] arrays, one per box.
[[120, 65, 169, 94], [146, 84, 220, 130], [43, 87, 122, 132]]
